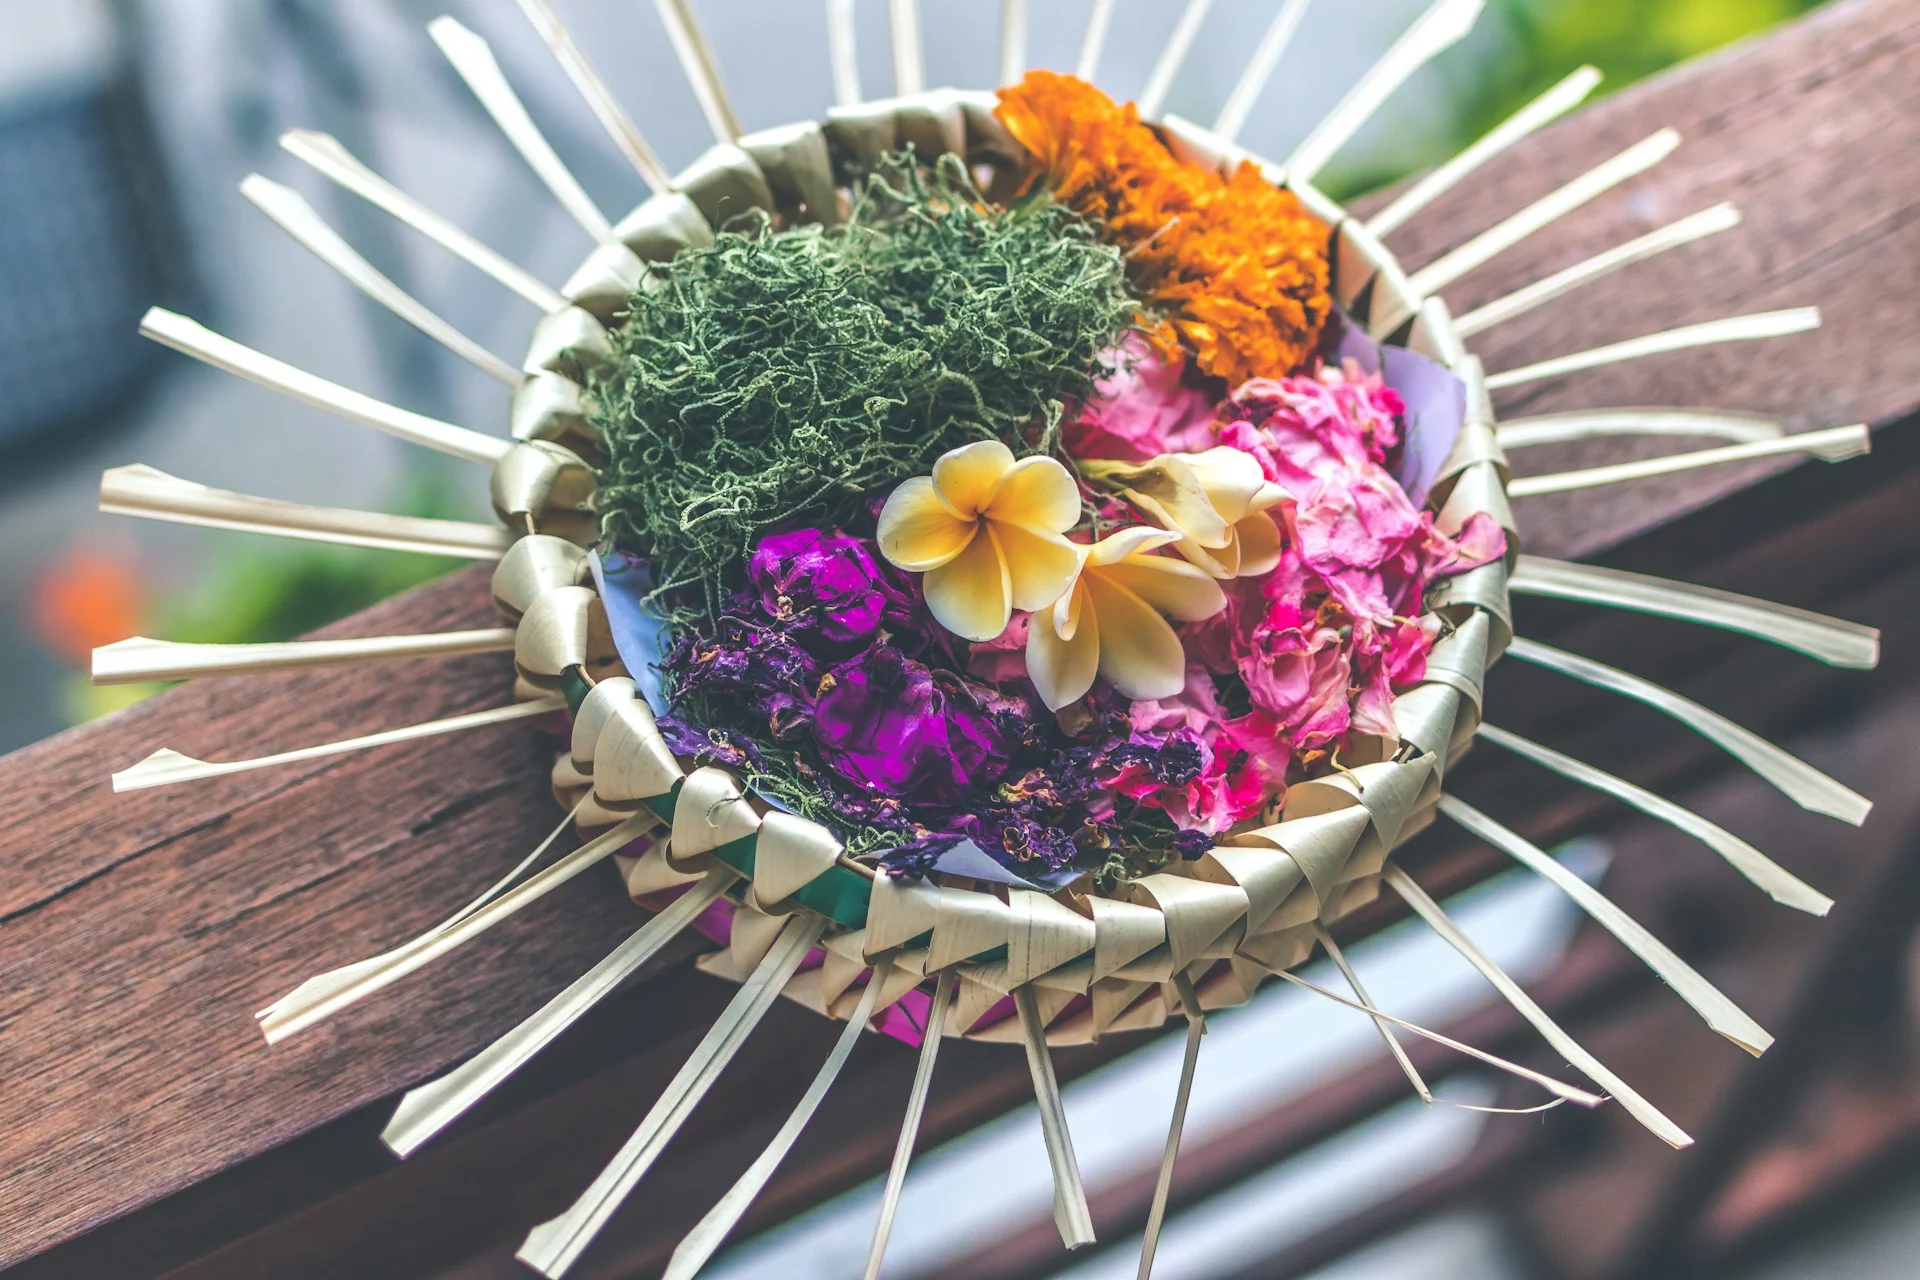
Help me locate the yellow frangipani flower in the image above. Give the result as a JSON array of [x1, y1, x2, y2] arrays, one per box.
[[876, 440, 1082, 642], [1026, 526, 1227, 711], [1082, 446, 1285, 579]]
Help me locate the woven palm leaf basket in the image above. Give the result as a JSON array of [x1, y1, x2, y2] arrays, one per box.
[[95, 1, 1882, 1276]]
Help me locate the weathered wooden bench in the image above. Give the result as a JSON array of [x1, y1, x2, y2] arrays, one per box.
[[2, 1, 1915, 1276]]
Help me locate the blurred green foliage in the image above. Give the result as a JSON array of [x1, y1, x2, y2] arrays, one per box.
[[1452, 0, 1827, 139], [1326, 0, 1828, 199], [60, 461, 468, 723], [157, 461, 468, 646]]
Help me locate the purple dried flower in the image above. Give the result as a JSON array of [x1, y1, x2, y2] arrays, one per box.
[[978, 813, 1081, 870], [1108, 731, 1205, 787], [874, 833, 962, 879], [654, 716, 765, 773], [1169, 828, 1214, 861], [748, 527, 915, 654], [812, 644, 1014, 806], [667, 609, 822, 740]]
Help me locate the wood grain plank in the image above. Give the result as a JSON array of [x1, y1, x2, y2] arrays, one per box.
[[0, 568, 640, 1265]]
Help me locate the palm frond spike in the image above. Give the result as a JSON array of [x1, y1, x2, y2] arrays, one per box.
[[280, 130, 567, 311], [1486, 307, 1822, 390], [241, 175, 522, 385], [518, 914, 827, 1279], [665, 960, 895, 1280], [1477, 724, 1833, 914], [1438, 794, 1773, 1055], [889, 0, 925, 94], [1507, 424, 1868, 497], [93, 629, 516, 684], [258, 805, 633, 1044], [429, 16, 614, 240], [1137, 976, 1206, 1280], [652, 0, 742, 143], [514, 0, 673, 191], [1368, 65, 1600, 237], [827, 0, 862, 106], [862, 968, 958, 1280], [138, 308, 510, 462], [998, 0, 1029, 88], [1284, 0, 1484, 183], [384, 868, 735, 1156], [1077, 0, 1118, 83], [99, 464, 513, 560], [1017, 984, 1096, 1248], [114, 696, 563, 796], [1496, 407, 1782, 451], [1214, 0, 1314, 142], [1407, 128, 1681, 296], [1383, 865, 1692, 1147], [1455, 202, 1741, 337], [1137, 0, 1215, 120], [1504, 637, 1872, 823]]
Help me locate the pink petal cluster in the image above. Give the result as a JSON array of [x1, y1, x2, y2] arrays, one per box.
[[1062, 334, 1220, 463], [985, 355, 1504, 837], [1126, 669, 1295, 833], [966, 611, 1031, 684], [1187, 362, 1504, 749]]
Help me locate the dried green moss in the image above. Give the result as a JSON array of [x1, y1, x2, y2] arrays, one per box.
[[592, 152, 1135, 620]]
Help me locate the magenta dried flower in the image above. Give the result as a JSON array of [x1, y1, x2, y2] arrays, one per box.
[[748, 526, 916, 653], [666, 609, 823, 740], [812, 644, 1014, 806]]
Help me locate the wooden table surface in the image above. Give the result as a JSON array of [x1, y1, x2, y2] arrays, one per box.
[[1, 0, 1915, 1275]]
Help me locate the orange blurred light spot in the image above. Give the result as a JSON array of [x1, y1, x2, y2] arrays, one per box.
[[30, 548, 146, 666]]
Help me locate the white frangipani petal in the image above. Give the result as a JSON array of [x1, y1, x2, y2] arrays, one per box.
[[1022, 528, 1226, 710], [1083, 456, 1231, 549], [1233, 509, 1284, 577], [1083, 575, 1188, 701], [931, 439, 1017, 516], [1179, 447, 1283, 521], [1100, 555, 1228, 622], [1027, 584, 1101, 710], [877, 477, 977, 571], [1087, 525, 1179, 566], [1088, 449, 1285, 581], [989, 455, 1084, 531], [1052, 564, 1090, 641], [923, 523, 1012, 641], [996, 522, 1082, 612]]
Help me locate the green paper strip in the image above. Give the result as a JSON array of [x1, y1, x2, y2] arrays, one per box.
[[644, 781, 682, 822], [560, 665, 594, 717], [706, 832, 874, 929]]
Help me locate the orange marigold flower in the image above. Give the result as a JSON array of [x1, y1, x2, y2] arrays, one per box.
[[995, 71, 1332, 386]]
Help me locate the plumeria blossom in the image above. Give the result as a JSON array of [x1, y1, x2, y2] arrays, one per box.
[[877, 441, 1082, 642], [1083, 446, 1286, 579], [1027, 527, 1227, 711]]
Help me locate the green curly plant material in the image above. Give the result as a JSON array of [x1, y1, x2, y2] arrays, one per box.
[[592, 152, 1136, 619]]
